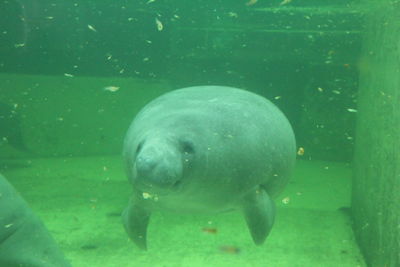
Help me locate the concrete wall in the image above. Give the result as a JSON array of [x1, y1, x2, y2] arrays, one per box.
[[352, 1, 400, 266]]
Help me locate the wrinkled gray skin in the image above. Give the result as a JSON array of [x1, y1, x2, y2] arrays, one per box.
[[122, 86, 296, 250], [0, 174, 71, 267]]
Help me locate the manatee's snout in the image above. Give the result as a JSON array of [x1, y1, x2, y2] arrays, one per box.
[[134, 143, 183, 192]]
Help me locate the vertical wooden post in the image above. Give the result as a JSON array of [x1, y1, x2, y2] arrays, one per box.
[[352, 1, 400, 266]]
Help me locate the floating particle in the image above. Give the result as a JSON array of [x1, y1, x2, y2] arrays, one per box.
[[228, 12, 238, 18], [220, 245, 241, 254], [332, 90, 341, 95], [81, 244, 98, 250], [202, 227, 218, 234], [142, 192, 159, 201], [280, 0, 292, 5], [274, 96, 282, 100], [317, 87, 324, 92], [14, 43, 25, 48], [146, 0, 156, 4], [155, 18, 163, 31], [347, 108, 357, 113], [282, 196, 290, 204], [297, 147, 305, 156], [142, 192, 151, 199], [104, 86, 120, 92], [64, 73, 74, 77], [245, 0, 258, 6], [87, 24, 97, 32]]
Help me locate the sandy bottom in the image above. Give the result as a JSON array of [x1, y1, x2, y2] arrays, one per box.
[[1, 156, 365, 267]]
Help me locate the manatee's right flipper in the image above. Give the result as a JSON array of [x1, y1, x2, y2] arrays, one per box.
[[242, 186, 276, 245], [122, 197, 151, 250]]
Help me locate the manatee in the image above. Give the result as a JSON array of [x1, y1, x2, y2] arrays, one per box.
[[0, 174, 71, 266], [122, 86, 296, 250]]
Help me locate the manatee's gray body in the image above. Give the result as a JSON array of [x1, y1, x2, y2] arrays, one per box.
[[0, 174, 71, 266], [122, 86, 296, 250]]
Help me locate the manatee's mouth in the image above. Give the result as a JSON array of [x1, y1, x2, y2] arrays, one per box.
[[136, 178, 183, 197], [138, 182, 182, 202]]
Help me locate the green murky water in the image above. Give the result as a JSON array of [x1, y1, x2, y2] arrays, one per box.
[[0, 0, 370, 266]]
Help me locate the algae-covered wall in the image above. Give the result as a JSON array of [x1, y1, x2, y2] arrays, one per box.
[[0, 74, 170, 158], [352, 1, 400, 266]]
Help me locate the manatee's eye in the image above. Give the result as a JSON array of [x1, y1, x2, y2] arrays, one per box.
[[181, 140, 195, 154], [136, 141, 143, 155]]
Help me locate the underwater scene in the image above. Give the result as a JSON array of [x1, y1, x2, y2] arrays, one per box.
[[0, 0, 399, 266]]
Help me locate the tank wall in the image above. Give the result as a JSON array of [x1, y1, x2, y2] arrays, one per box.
[[0, 0, 363, 161], [0, 74, 170, 158], [352, 1, 400, 266]]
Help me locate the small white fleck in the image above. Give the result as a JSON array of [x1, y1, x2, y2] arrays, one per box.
[[155, 18, 163, 31], [87, 24, 97, 32], [104, 86, 120, 92], [282, 197, 290, 204]]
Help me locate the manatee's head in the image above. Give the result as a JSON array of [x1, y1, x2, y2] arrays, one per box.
[[129, 134, 195, 196]]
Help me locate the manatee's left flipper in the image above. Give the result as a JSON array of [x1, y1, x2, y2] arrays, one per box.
[[242, 186, 276, 245], [122, 197, 151, 250]]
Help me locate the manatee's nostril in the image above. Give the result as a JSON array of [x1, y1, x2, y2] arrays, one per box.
[[134, 146, 182, 192]]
